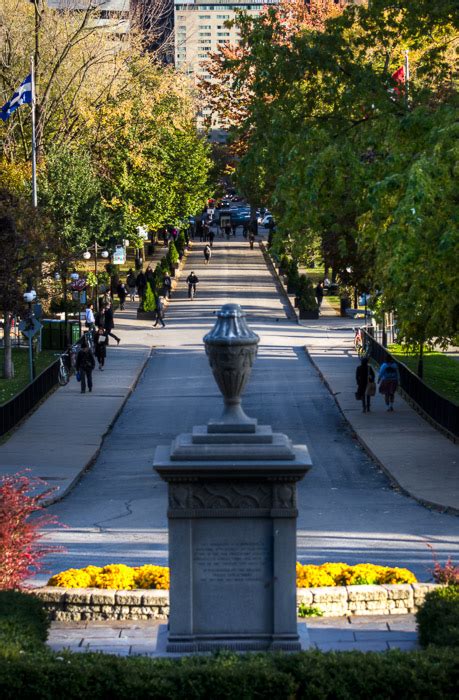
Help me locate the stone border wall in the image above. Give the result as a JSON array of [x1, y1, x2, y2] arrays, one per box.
[[33, 583, 441, 622]]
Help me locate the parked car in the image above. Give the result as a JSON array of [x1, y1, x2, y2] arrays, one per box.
[[260, 214, 274, 227]]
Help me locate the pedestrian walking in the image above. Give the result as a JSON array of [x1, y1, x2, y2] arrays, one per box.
[[94, 326, 108, 371], [136, 270, 146, 302], [186, 271, 199, 299], [126, 269, 137, 301], [145, 265, 155, 287], [117, 281, 127, 310], [378, 356, 400, 411], [209, 229, 215, 247], [315, 281, 324, 310], [103, 303, 120, 345], [162, 273, 172, 299], [204, 244, 211, 264], [153, 296, 166, 328], [76, 337, 95, 393], [224, 222, 231, 239], [85, 303, 95, 332], [248, 232, 255, 249], [355, 357, 376, 413]]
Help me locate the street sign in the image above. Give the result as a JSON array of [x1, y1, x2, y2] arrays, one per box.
[[70, 278, 86, 291], [112, 245, 126, 265], [19, 316, 42, 339]]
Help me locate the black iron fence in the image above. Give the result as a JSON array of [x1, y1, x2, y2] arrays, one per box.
[[362, 329, 459, 440], [0, 359, 60, 438]]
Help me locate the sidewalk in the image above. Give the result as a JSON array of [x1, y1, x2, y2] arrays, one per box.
[[301, 317, 459, 514], [266, 253, 459, 514], [0, 245, 185, 504], [46, 615, 419, 655]]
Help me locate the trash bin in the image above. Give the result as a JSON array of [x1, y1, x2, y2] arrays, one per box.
[[340, 297, 351, 317], [69, 321, 81, 345], [41, 320, 66, 350]]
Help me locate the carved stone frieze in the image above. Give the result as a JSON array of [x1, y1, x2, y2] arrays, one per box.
[[168, 481, 297, 512]]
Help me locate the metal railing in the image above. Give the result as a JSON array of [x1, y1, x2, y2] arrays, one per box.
[[0, 358, 60, 437], [362, 328, 459, 440]]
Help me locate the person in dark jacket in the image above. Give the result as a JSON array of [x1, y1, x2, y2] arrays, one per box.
[[162, 273, 172, 299], [117, 281, 127, 310], [94, 326, 108, 371], [103, 303, 120, 345], [356, 357, 376, 413], [76, 337, 96, 393], [315, 281, 324, 310], [136, 270, 146, 301]]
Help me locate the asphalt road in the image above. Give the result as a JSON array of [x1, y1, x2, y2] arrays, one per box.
[[40, 238, 459, 583]]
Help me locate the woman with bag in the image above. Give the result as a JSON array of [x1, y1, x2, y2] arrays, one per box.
[[355, 357, 376, 413], [94, 326, 108, 371], [378, 356, 400, 412]]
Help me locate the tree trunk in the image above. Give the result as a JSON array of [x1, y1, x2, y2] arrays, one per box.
[[417, 342, 424, 379], [2, 311, 14, 379]]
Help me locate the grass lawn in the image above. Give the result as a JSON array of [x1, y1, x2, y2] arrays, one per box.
[[0, 348, 57, 405], [389, 344, 459, 405]]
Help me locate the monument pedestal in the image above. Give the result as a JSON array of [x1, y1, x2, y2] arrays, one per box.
[[153, 304, 311, 653], [155, 423, 311, 652]]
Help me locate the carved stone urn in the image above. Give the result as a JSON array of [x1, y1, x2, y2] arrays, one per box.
[[203, 303, 259, 431]]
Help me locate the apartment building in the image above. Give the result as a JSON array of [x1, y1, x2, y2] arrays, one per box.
[[47, 1, 131, 36], [174, 1, 277, 82]]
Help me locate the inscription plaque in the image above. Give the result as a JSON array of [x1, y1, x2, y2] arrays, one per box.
[[192, 519, 273, 635], [195, 541, 270, 583]]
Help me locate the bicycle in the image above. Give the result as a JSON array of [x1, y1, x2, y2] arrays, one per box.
[[354, 327, 370, 358], [55, 352, 71, 386]]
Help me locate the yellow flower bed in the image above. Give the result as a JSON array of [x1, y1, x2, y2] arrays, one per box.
[[48, 564, 170, 590], [48, 562, 415, 590], [296, 562, 417, 587]]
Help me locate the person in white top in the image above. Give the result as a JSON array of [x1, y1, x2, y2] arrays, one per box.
[[85, 303, 95, 331]]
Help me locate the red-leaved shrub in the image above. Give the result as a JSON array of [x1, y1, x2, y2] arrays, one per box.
[[427, 544, 459, 586], [0, 471, 63, 589]]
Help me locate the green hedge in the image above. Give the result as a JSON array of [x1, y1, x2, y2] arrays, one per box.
[[0, 590, 49, 656], [416, 586, 459, 648], [0, 648, 458, 699]]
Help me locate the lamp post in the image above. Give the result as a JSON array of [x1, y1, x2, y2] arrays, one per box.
[[82, 241, 109, 312]]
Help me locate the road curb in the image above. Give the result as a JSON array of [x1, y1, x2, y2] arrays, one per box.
[[42, 348, 153, 507]]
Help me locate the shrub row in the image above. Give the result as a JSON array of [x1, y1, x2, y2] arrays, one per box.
[[0, 648, 458, 699], [416, 586, 459, 648], [0, 590, 49, 656], [48, 562, 417, 590]]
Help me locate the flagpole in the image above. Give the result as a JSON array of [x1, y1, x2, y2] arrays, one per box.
[[404, 50, 410, 110], [30, 55, 38, 208]]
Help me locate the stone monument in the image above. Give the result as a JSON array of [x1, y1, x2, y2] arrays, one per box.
[[154, 304, 311, 652]]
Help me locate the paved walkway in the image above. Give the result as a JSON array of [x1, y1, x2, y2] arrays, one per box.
[[0, 249, 185, 504], [268, 253, 459, 514], [46, 615, 418, 655]]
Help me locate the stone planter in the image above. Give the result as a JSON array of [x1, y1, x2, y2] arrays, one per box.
[[298, 308, 319, 320], [137, 310, 156, 320]]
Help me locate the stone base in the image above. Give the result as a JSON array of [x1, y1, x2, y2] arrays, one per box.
[[159, 627, 311, 654]]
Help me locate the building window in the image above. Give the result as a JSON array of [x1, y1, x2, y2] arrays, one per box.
[[198, 40, 212, 44], [199, 25, 211, 29], [217, 32, 230, 37], [199, 32, 212, 36]]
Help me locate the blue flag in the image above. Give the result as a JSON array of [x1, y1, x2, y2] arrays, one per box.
[[1, 75, 32, 122]]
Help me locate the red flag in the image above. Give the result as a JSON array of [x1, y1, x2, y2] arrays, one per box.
[[391, 66, 405, 95]]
